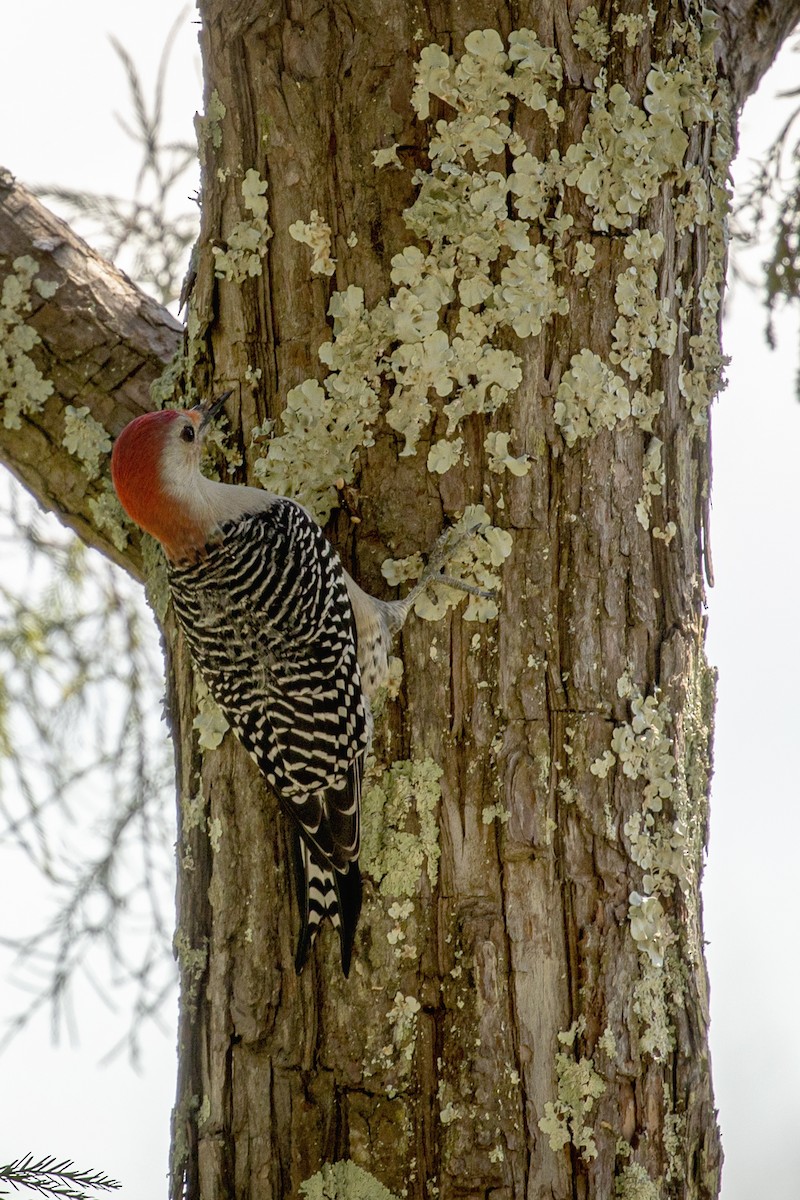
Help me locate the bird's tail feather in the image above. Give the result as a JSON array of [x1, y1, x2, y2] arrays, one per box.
[[292, 833, 362, 976]]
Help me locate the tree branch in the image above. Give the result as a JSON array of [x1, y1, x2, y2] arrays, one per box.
[[0, 170, 183, 579], [717, 2, 800, 109]]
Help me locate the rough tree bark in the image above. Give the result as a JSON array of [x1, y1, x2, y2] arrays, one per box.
[[1, 3, 798, 1199]]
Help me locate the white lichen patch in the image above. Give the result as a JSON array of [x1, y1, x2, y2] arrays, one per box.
[[207, 816, 223, 853], [192, 675, 230, 750], [386, 991, 421, 1063], [62, 404, 112, 480], [427, 437, 463, 474], [369, 989, 423, 1093], [628, 891, 670, 968], [484, 430, 530, 476], [0, 255, 56, 428], [635, 436, 666, 532], [573, 240, 596, 276], [195, 89, 226, 162], [213, 168, 272, 283], [372, 143, 402, 169], [299, 1161, 400, 1200], [538, 1020, 606, 1162], [289, 209, 336, 276]]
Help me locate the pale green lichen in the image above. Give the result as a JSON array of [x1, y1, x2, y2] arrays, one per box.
[[173, 930, 208, 1008], [572, 7, 609, 61], [207, 816, 223, 852], [612, 14, 647, 49], [663, 1101, 687, 1184], [212, 168, 272, 283], [591, 674, 689, 977], [674, 164, 711, 234], [142, 533, 170, 622], [595, 651, 715, 1061], [372, 144, 402, 169], [597, 1025, 617, 1059], [254, 287, 386, 521], [678, 76, 731, 431], [289, 209, 336, 276], [635, 437, 665, 532], [628, 891, 671, 969], [563, 66, 705, 233], [0, 255, 56, 428], [538, 1020, 606, 1161], [386, 992, 421, 1063], [195, 89, 226, 163], [361, 758, 442, 896], [257, 29, 570, 518], [149, 348, 192, 411], [253, 23, 728, 529], [62, 404, 112, 480], [370, 988, 423, 1093], [181, 786, 206, 836], [554, 349, 630, 446], [300, 1162, 399, 1200], [496, 243, 569, 338], [615, 1161, 660, 1200], [633, 958, 674, 1060], [427, 437, 463, 474], [481, 802, 509, 825], [573, 240, 596, 276], [611, 231, 676, 388], [484, 430, 530, 476], [192, 676, 230, 750], [88, 486, 130, 553], [382, 505, 511, 623]]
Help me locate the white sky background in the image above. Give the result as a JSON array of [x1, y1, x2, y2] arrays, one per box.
[[0, 5, 798, 1198]]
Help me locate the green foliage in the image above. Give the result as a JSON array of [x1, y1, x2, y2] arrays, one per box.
[[0, 1153, 119, 1199], [734, 37, 800, 356]]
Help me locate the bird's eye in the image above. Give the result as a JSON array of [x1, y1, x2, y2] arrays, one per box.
[[180, 425, 196, 443]]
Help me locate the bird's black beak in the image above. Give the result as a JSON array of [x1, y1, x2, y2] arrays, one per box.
[[196, 390, 234, 431]]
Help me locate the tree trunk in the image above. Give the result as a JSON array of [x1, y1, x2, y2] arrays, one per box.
[[2, 2, 798, 1199], [170, 2, 762, 1196]]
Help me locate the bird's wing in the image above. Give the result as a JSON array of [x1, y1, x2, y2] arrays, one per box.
[[169, 501, 369, 872]]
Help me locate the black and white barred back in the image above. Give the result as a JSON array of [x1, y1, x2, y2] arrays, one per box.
[[168, 499, 369, 974]]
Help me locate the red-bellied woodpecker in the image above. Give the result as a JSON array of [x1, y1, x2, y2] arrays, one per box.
[[111, 394, 486, 976]]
